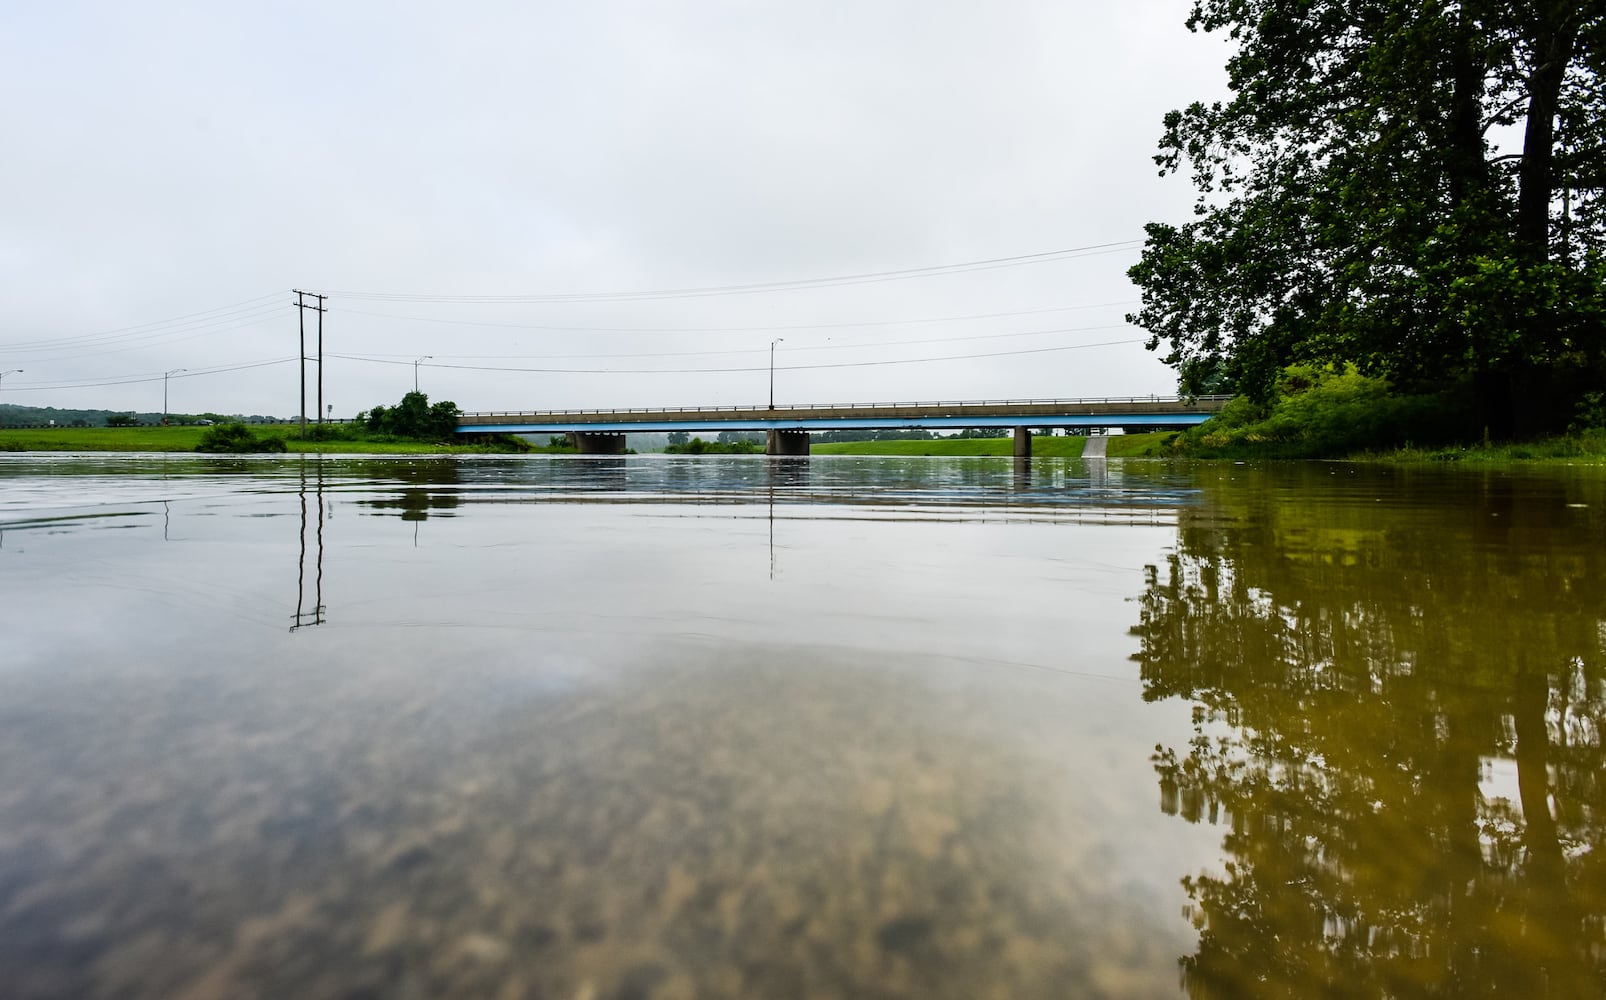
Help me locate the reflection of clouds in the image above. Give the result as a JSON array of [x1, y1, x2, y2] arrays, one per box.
[[0, 453, 1230, 998]]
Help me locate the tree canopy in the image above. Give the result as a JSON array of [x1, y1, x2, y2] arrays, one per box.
[[356, 391, 461, 441], [1129, 0, 1606, 435]]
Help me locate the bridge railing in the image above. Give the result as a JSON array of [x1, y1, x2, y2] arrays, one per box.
[[459, 395, 1232, 419]]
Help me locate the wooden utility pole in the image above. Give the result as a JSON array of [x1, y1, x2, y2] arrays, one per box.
[[291, 290, 327, 434], [294, 290, 305, 434], [315, 292, 326, 426]]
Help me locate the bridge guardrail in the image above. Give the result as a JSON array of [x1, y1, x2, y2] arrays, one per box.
[[459, 395, 1232, 420]]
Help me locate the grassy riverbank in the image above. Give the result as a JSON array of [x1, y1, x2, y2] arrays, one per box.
[[1358, 431, 1606, 466], [0, 426, 535, 454]]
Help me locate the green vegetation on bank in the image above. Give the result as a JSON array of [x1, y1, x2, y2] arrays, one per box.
[[1129, 3, 1605, 441], [0, 423, 529, 454], [1368, 432, 1606, 466], [1158, 364, 1606, 464], [665, 437, 762, 454]]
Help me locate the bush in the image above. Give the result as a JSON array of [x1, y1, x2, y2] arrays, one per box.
[[196, 423, 288, 453], [665, 437, 762, 454], [1176, 364, 1458, 458], [356, 391, 461, 441]]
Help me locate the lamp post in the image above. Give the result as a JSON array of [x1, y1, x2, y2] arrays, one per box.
[[0, 370, 20, 426], [413, 356, 432, 394], [163, 368, 186, 426], [769, 339, 783, 410]]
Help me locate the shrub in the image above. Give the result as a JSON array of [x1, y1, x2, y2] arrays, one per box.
[[1176, 364, 1458, 458], [196, 423, 287, 453]]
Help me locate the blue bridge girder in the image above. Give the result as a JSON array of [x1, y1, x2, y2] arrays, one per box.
[[455, 395, 1229, 436]]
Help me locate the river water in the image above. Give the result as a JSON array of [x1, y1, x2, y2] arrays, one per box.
[[1, 453, 1602, 999]]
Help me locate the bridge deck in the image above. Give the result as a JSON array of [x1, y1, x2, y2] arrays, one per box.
[[457, 395, 1229, 434]]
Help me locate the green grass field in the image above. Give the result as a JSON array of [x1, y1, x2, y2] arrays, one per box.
[[1103, 432, 1180, 457], [1360, 430, 1606, 466], [0, 425, 522, 454]]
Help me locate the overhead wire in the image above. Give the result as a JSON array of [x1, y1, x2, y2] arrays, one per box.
[[337, 322, 1136, 362], [16, 309, 287, 365], [328, 338, 1145, 376], [4, 244, 1149, 398], [326, 242, 1140, 303], [336, 299, 1140, 335], [0, 292, 287, 351], [6, 357, 298, 392]]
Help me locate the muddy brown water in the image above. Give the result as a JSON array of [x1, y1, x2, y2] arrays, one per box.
[[1, 454, 1602, 999]]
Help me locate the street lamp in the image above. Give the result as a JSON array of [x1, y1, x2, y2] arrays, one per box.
[[769, 339, 783, 410], [413, 356, 433, 394], [163, 369, 186, 426]]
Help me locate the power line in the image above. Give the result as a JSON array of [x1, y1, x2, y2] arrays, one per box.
[[3, 357, 298, 392], [12, 309, 285, 365], [0, 293, 286, 351], [328, 338, 1145, 376], [337, 299, 1140, 335], [326, 242, 1141, 304], [340, 322, 1135, 363]]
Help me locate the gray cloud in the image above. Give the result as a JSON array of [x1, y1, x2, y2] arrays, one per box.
[[1, 1, 1229, 417]]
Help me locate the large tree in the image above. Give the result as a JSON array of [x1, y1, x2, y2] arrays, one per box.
[[1129, 0, 1606, 434], [357, 391, 461, 441]]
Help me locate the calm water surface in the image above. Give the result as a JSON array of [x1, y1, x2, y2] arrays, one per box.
[[1, 453, 1602, 999]]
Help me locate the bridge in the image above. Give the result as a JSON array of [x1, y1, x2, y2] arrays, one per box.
[[456, 395, 1229, 455]]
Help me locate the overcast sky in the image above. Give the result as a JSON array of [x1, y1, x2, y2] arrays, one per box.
[[1, 2, 1229, 418]]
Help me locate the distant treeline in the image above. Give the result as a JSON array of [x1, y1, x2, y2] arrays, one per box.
[[0, 404, 288, 428]]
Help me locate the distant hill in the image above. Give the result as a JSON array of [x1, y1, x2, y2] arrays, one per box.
[[0, 403, 290, 428]]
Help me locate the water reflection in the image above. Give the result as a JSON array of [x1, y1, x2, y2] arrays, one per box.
[[1130, 465, 1606, 997], [0, 453, 1206, 999], [291, 458, 327, 631]]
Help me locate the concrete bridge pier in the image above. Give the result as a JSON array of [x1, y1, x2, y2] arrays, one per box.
[[1013, 426, 1032, 458], [766, 429, 810, 456], [567, 431, 627, 454]]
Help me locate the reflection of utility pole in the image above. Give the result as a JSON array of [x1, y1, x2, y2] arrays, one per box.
[[292, 291, 328, 435], [290, 457, 328, 631]]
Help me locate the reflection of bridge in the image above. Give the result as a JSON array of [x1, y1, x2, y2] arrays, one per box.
[[456, 396, 1230, 455]]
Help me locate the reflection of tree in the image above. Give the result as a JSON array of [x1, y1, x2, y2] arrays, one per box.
[[355, 459, 464, 522], [360, 489, 460, 522], [1132, 466, 1606, 997]]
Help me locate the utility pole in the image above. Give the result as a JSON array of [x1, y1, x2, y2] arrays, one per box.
[[316, 292, 326, 426], [414, 356, 432, 393], [769, 338, 784, 409], [163, 369, 186, 426], [292, 290, 327, 435]]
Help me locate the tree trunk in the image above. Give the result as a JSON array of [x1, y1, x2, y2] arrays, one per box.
[[1515, 7, 1582, 260]]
